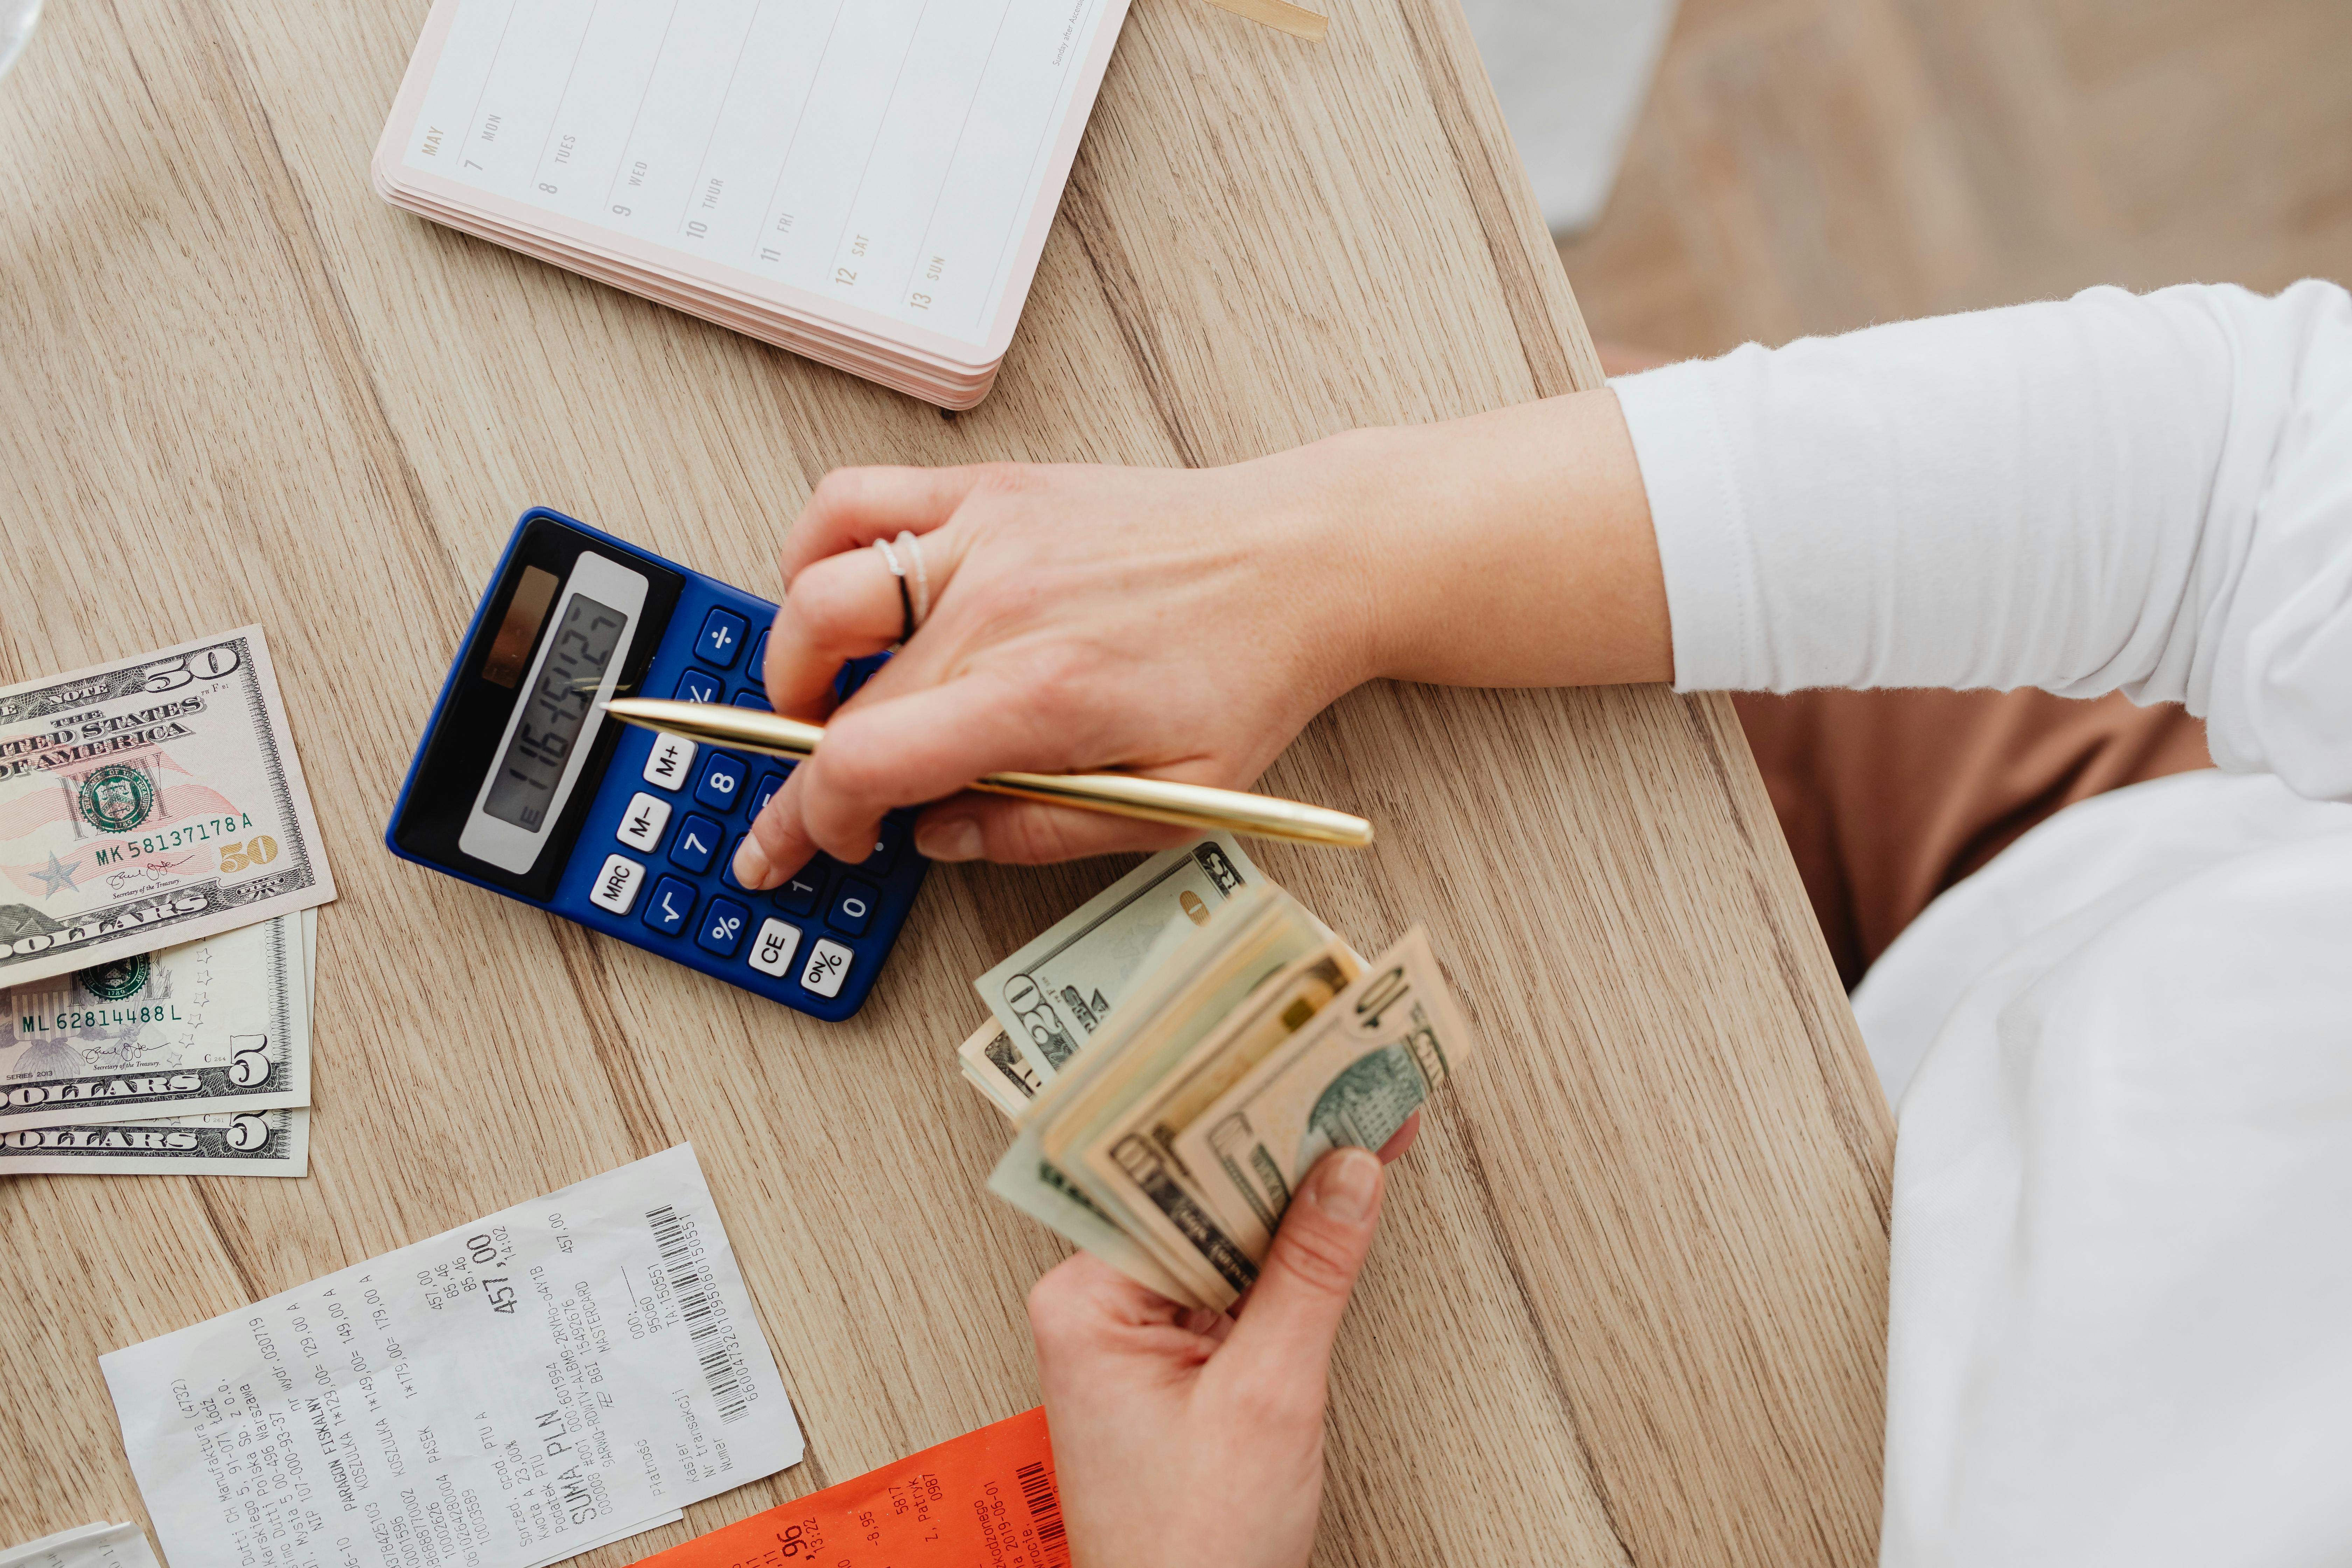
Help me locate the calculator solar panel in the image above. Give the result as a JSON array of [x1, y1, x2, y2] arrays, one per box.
[[387, 508, 927, 1021]]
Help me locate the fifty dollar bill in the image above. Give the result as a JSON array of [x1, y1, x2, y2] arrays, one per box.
[[0, 626, 335, 987]]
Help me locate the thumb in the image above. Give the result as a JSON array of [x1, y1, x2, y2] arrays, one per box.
[[1224, 1148, 1386, 1379]]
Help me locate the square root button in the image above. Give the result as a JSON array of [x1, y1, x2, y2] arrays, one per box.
[[799, 937, 854, 999]]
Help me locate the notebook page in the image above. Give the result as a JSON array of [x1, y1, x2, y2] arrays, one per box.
[[395, 0, 1121, 349]]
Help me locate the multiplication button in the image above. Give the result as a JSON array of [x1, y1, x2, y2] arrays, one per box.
[[747, 918, 803, 978], [616, 791, 671, 851], [799, 937, 854, 999], [588, 853, 644, 915], [642, 733, 697, 792]]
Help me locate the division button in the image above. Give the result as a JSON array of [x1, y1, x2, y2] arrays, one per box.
[[696, 896, 751, 958], [640, 875, 696, 937], [641, 733, 697, 792], [693, 751, 747, 814], [827, 879, 878, 937], [616, 791, 672, 851], [668, 813, 723, 875], [695, 607, 749, 668], [587, 853, 644, 915], [799, 937, 854, 999], [673, 667, 721, 704], [747, 917, 803, 979]]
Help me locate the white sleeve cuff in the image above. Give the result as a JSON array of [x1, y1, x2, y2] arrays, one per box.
[[1611, 362, 1763, 692]]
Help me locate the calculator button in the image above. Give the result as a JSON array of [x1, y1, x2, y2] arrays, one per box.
[[799, 937, 854, 999], [616, 791, 672, 852], [747, 771, 788, 819], [696, 608, 748, 668], [668, 814, 724, 875], [747, 918, 802, 979], [827, 879, 879, 937], [721, 833, 758, 892], [858, 819, 902, 874], [641, 875, 696, 937], [641, 734, 697, 792], [588, 853, 644, 915], [775, 860, 828, 916], [749, 629, 770, 682], [731, 690, 772, 712], [696, 896, 751, 958], [674, 667, 722, 704], [693, 751, 748, 813]]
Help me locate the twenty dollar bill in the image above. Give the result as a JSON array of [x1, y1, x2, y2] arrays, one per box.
[[0, 626, 335, 987], [977, 834, 1261, 1082]]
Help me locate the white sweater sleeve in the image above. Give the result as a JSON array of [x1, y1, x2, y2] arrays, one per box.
[[1611, 281, 2352, 802]]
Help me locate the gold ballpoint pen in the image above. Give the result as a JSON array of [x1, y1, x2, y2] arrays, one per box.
[[599, 697, 1374, 848]]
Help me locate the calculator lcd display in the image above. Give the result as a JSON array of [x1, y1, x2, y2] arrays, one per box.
[[484, 593, 628, 831]]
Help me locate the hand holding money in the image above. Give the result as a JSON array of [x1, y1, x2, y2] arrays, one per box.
[[1028, 1151, 1386, 1568], [958, 837, 1469, 1312]]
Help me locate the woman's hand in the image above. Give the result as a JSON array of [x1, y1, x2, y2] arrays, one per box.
[[1028, 1145, 1391, 1568], [734, 392, 1664, 887]]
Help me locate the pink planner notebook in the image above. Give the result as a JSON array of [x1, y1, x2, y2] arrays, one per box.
[[374, 0, 1132, 408]]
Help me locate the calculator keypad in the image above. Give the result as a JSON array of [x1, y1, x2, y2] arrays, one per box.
[[562, 546, 924, 1021]]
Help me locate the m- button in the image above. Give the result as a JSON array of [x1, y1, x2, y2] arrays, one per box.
[[641, 733, 697, 792], [616, 791, 672, 851]]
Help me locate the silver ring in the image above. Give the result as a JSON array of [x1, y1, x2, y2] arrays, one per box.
[[873, 536, 915, 644], [895, 530, 931, 626]]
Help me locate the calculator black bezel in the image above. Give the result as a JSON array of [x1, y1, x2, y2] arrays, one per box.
[[391, 517, 685, 901]]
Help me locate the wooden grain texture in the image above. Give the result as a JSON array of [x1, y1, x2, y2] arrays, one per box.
[[0, 1, 1892, 1564]]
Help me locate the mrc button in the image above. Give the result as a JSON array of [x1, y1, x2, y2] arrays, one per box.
[[588, 853, 644, 914]]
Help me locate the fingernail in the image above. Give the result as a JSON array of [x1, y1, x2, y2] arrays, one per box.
[[1308, 1148, 1381, 1226], [732, 835, 775, 890], [916, 819, 983, 862]]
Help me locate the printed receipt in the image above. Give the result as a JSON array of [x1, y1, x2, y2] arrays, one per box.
[[100, 1145, 803, 1568]]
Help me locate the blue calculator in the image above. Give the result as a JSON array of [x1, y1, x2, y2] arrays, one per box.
[[386, 508, 928, 1021]]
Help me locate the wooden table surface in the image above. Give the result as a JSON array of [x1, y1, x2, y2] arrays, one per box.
[[0, 1, 1894, 1563]]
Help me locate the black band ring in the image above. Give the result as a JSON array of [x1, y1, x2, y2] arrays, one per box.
[[893, 572, 916, 645]]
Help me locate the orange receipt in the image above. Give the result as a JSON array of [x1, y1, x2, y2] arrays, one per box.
[[633, 1407, 1067, 1568]]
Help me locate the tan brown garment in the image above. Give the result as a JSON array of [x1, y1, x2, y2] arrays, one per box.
[[1733, 688, 2213, 990]]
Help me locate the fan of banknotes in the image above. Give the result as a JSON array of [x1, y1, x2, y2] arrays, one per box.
[[0, 628, 335, 1178], [954, 834, 1469, 1312]]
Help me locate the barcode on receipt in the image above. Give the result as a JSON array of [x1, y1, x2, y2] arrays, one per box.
[[647, 1203, 750, 1422]]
